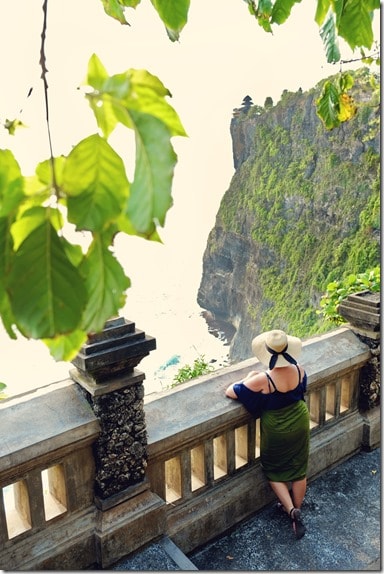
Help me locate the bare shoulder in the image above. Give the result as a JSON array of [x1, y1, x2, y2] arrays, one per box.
[[243, 371, 267, 392]]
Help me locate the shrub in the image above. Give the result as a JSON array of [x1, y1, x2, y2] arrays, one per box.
[[317, 267, 380, 324], [172, 355, 214, 386]]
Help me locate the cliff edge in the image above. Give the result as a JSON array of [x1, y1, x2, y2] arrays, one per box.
[[197, 68, 380, 362]]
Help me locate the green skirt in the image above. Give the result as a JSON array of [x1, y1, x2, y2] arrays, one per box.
[[260, 400, 310, 482]]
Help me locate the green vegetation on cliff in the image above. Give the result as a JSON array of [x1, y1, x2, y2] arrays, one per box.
[[202, 68, 379, 347]]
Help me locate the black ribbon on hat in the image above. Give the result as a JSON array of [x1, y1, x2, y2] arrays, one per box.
[[265, 343, 297, 370]]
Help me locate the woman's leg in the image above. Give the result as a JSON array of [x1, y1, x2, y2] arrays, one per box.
[[269, 481, 294, 514], [291, 477, 307, 509]]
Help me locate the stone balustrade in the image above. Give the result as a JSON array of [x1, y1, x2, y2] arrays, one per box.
[[0, 315, 380, 569], [0, 381, 100, 569]]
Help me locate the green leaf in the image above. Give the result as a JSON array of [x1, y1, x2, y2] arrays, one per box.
[[35, 156, 66, 188], [117, 212, 163, 241], [86, 53, 109, 90], [0, 290, 17, 339], [316, 80, 340, 129], [337, 72, 354, 92], [127, 111, 176, 233], [90, 94, 120, 138], [11, 206, 63, 251], [315, 0, 330, 25], [7, 221, 87, 338], [271, 0, 301, 25], [61, 237, 85, 268], [63, 134, 129, 231], [150, 0, 190, 41], [80, 234, 130, 333], [0, 217, 17, 338], [23, 175, 50, 201], [125, 69, 187, 136], [0, 216, 14, 283], [256, 0, 273, 33], [100, 0, 131, 25], [85, 58, 187, 138], [86, 57, 134, 136], [319, 9, 341, 63], [0, 149, 25, 217], [337, 0, 375, 50], [43, 329, 88, 362]]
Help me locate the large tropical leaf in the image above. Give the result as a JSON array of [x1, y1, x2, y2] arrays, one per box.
[[337, 0, 375, 50], [127, 110, 176, 234], [7, 221, 87, 338], [79, 234, 130, 333], [63, 134, 130, 231]]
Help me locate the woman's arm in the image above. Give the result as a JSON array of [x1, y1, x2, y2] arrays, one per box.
[[225, 383, 239, 398]]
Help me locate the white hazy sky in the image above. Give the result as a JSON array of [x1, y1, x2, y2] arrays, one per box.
[[0, 1, 379, 396]]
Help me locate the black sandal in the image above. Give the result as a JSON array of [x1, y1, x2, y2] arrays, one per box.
[[290, 507, 306, 539]]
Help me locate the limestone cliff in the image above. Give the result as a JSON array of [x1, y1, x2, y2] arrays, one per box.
[[197, 68, 380, 362]]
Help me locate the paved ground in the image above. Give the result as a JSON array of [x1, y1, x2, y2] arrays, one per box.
[[110, 448, 380, 571]]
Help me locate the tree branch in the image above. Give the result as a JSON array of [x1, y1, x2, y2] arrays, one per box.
[[40, 0, 58, 195]]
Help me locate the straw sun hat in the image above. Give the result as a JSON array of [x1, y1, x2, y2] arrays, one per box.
[[251, 329, 302, 369]]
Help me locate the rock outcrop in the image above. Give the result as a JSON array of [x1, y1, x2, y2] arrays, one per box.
[[197, 68, 380, 362]]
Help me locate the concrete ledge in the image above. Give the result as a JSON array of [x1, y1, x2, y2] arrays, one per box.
[[96, 489, 167, 568], [0, 507, 97, 570], [0, 380, 99, 474]]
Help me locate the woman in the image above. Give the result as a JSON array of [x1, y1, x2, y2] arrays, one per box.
[[225, 329, 310, 539]]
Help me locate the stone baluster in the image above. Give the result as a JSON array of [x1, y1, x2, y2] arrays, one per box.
[[70, 316, 166, 568]]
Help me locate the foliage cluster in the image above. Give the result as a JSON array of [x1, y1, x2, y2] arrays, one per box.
[[318, 267, 380, 325], [172, 355, 214, 386], [0, 55, 186, 361], [0, 0, 380, 365]]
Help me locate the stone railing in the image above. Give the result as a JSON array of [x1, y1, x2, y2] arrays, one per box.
[[0, 304, 380, 570], [0, 381, 100, 569]]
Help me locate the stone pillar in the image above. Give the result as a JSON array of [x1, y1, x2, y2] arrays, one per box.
[[70, 317, 166, 568], [338, 290, 380, 450]]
